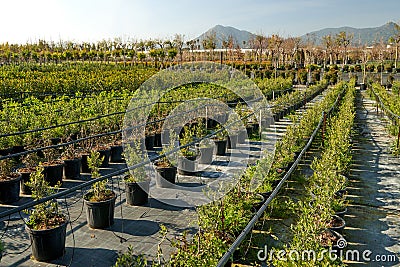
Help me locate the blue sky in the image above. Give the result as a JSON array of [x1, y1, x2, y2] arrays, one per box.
[[1, 0, 399, 44]]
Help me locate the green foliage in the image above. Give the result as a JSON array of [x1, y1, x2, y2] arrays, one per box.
[[25, 166, 64, 230], [0, 159, 14, 177], [114, 247, 148, 267], [123, 141, 148, 183], [157, 130, 178, 167], [86, 150, 113, 202], [179, 126, 197, 157], [0, 239, 4, 253]]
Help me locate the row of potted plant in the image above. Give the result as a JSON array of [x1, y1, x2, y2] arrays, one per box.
[[268, 82, 355, 266], [0, 75, 290, 156], [368, 83, 400, 156], [0, 63, 156, 98]]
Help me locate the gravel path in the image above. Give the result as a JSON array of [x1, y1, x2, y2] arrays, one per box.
[[344, 89, 400, 266]]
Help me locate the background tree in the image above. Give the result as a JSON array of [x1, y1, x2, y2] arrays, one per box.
[[322, 35, 334, 66], [202, 31, 217, 60], [173, 34, 185, 64], [249, 33, 267, 63], [388, 23, 400, 69], [336, 31, 353, 66]]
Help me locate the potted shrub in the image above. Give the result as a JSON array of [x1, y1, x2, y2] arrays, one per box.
[[123, 142, 150, 206], [83, 151, 116, 229], [0, 159, 21, 204], [197, 139, 214, 164], [145, 125, 156, 151], [328, 214, 346, 234], [93, 139, 111, 168], [212, 125, 228, 156], [25, 166, 67, 262], [178, 126, 198, 175], [153, 122, 163, 148], [234, 103, 249, 143], [61, 145, 81, 180], [332, 197, 347, 218], [18, 153, 41, 195], [194, 120, 214, 164], [42, 146, 64, 187], [154, 131, 177, 188], [110, 133, 124, 163]]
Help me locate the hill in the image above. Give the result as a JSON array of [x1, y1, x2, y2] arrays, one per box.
[[194, 25, 255, 49], [301, 22, 399, 46]]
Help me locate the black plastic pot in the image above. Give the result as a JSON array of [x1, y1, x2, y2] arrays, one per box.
[[12, 145, 25, 162], [227, 134, 238, 149], [237, 130, 247, 144], [246, 125, 253, 135], [42, 162, 64, 186], [19, 168, 35, 195], [321, 229, 346, 257], [97, 148, 111, 168], [178, 155, 198, 175], [214, 139, 227, 156], [145, 135, 155, 150], [50, 138, 61, 145], [81, 154, 90, 173], [250, 123, 259, 134], [250, 193, 265, 212], [334, 207, 348, 218], [63, 158, 81, 179], [125, 181, 149, 206], [26, 220, 67, 262], [329, 215, 346, 234], [0, 174, 21, 203], [12, 145, 25, 154], [154, 133, 162, 147], [0, 147, 12, 156], [155, 165, 177, 188], [84, 193, 116, 229], [110, 145, 124, 163], [260, 191, 273, 200], [198, 146, 214, 164]]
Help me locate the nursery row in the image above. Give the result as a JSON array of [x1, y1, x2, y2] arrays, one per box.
[[0, 63, 156, 97], [263, 82, 355, 266], [368, 83, 400, 155]]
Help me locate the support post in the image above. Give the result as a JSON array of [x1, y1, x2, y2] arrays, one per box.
[[205, 106, 208, 130], [322, 112, 327, 144], [397, 123, 400, 149]]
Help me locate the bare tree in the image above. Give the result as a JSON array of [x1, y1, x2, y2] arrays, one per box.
[[335, 31, 353, 66], [388, 23, 400, 69], [322, 35, 334, 66], [202, 31, 217, 60], [249, 33, 267, 63], [173, 34, 185, 64], [268, 34, 283, 78]]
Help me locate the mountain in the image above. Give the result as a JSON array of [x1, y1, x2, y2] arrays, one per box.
[[301, 22, 399, 46], [194, 25, 255, 49]]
